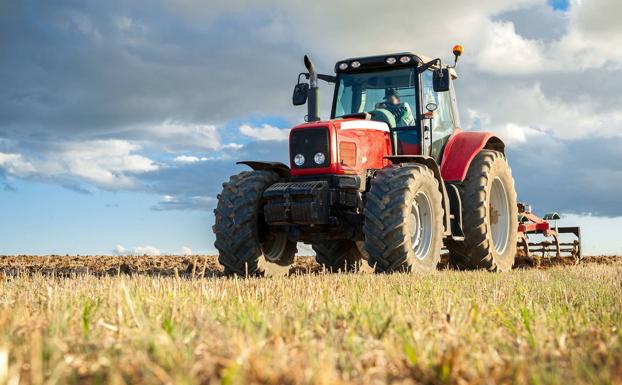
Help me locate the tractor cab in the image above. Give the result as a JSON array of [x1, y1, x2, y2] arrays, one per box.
[[294, 50, 462, 163], [331, 52, 460, 162]]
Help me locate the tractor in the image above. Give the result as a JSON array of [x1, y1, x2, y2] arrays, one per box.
[[213, 46, 521, 275]]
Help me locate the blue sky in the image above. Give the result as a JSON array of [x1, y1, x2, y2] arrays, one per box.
[[1, 0, 621, 255]]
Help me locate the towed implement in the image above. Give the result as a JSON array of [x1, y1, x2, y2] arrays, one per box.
[[213, 46, 580, 275], [517, 203, 581, 261]]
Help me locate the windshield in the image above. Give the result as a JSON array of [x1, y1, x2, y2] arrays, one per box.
[[332, 67, 418, 128]]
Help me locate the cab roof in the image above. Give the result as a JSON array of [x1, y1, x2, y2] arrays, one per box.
[[335, 52, 457, 79]]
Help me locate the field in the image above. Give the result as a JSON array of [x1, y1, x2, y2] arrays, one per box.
[[1, 255, 621, 385]]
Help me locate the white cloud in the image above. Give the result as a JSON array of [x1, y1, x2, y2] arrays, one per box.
[[181, 246, 193, 255], [239, 124, 290, 141], [0, 140, 158, 189], [173, 155, 204, 163], [152, 194, 215, 210], [0, 153, 37, 175], [56, 140, 158, 188], [146, 121, 222, 151], [475, 21, 549, 75], [114, 244, 161, 256]]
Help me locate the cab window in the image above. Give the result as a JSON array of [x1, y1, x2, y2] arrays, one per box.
[[421, 70, 456, 159]]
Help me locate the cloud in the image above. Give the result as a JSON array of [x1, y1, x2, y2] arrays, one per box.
[[142, 121, 222, 151], [173, 155, 205, 163], [239, 124, 290, 141], [114, 244, 161, 256], [0, 139, 158, 189], [476, 21, 548, 75], [181, 246, 193, 255], [0, 153, 37, 175], [151, 194, 215, 211]]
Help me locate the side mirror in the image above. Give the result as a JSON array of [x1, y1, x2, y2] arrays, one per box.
[[292, 83, 309, 106], [433, 68, 450, 92]]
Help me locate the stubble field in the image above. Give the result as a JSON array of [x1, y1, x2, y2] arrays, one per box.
[[0, 255, 621, 385]]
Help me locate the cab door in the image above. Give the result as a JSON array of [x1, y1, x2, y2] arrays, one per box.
[[420, 69, 458, 162]]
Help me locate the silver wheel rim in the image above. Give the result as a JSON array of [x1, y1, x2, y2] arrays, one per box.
[[410, 191, 433, 260], [262, 233, 288, 262], [490, 177, 510, 254]]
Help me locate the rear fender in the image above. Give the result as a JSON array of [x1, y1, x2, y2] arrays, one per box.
[[237, 161, 290, 179], [385, 155, 451, 237], [440, 130, 505, 182]]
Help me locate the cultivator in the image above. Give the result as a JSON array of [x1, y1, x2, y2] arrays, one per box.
[[517, 203, 582, 261]]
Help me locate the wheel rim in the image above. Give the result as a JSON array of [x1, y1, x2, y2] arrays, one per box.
[[262, 233, 288, 262], [490, 177, 510, 254], [410, 191, 433, 260]]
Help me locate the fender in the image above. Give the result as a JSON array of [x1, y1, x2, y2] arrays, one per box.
[[237, 161, 290, 179], [440, 130, 505, 182]]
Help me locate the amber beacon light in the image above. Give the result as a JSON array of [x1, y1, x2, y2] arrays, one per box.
[[452, 44, 463, 57]]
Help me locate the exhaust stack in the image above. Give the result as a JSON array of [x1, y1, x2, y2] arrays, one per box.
[[304, 55, 320, 122]]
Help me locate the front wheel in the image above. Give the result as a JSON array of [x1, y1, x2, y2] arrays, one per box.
[[363, 164, 444, 273], [445, 150, 518, 271], [213, 170, 297, 276]]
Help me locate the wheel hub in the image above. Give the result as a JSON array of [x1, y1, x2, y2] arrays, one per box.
[[490, 177, 510, 254], [410, 191, 433, 260]]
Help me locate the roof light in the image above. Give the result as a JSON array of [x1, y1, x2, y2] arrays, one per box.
[[452, 44, 464, 57], [399, 56, 411, 63], [351, 61, 361, 68], [385, 57, 397, 64], [338, 62, 348, 70]]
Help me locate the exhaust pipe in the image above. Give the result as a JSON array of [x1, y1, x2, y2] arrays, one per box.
[[304, 55, 320, 122]]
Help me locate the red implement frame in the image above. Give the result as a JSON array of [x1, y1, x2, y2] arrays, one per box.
[[516, 203, 582, 261]]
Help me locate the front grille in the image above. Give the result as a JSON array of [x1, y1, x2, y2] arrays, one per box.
[[263, 181, 330, 224], [289, 128, 329, 169]]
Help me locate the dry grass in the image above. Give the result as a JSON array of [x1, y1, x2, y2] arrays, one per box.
[[0, 256, 621, 384]]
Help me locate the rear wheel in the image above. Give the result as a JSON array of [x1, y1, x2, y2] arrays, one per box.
[[363, 164, 444, 273], [313, 240, 364, 272], [213, 170, 297, 276], [446, 150, 517, 271]]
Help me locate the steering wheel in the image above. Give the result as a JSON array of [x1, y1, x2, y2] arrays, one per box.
[[368, 108, 396, 129]]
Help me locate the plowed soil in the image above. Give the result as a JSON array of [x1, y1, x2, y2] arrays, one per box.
[[1, 254, 620, 277]]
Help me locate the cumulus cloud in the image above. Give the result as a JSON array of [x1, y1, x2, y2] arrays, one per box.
[[0, 139, 158, 189], [173, 155, 205, 163], [114, 244, 161, 256], [239, 124, 290, 141], [0, 153, 37, 175]]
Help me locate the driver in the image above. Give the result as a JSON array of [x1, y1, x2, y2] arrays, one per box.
[[376, 88, 415, 127]]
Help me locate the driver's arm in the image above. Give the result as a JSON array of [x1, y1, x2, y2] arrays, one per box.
[[400, 102, 415, 126]]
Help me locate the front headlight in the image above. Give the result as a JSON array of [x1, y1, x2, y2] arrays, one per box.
[[314, 152, 326, 165], [294, 154, 305, 166]]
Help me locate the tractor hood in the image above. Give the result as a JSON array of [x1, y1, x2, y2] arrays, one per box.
[[288, 119, 392, 177]]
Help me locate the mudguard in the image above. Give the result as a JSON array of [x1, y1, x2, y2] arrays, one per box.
[[440, 130, 505, 182], [237, 161, 290, 179]]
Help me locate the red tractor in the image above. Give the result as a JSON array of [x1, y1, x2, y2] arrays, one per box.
[[214, 46, 520, 275]]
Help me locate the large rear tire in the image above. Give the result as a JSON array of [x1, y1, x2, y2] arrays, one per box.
[[445, 150, 517, 271], [363, 164, 444, 273], [313, 240, 364, 273], [213, 170, 297, 276]]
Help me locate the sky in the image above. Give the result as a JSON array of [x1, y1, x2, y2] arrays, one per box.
[[1, 0, 621, 256]]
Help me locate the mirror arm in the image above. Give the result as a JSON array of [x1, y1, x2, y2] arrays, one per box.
[[300, 72, 336, 84], [417, 58, 442, 73]]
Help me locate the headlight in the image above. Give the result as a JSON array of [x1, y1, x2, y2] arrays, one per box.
[[400, 56, 411, 63], [294, 154, 305, 166], [351, 61, 361, 69], [385, 57, 397, 64], [338, 62, 348, 70], [314, 152, 326, 165]]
